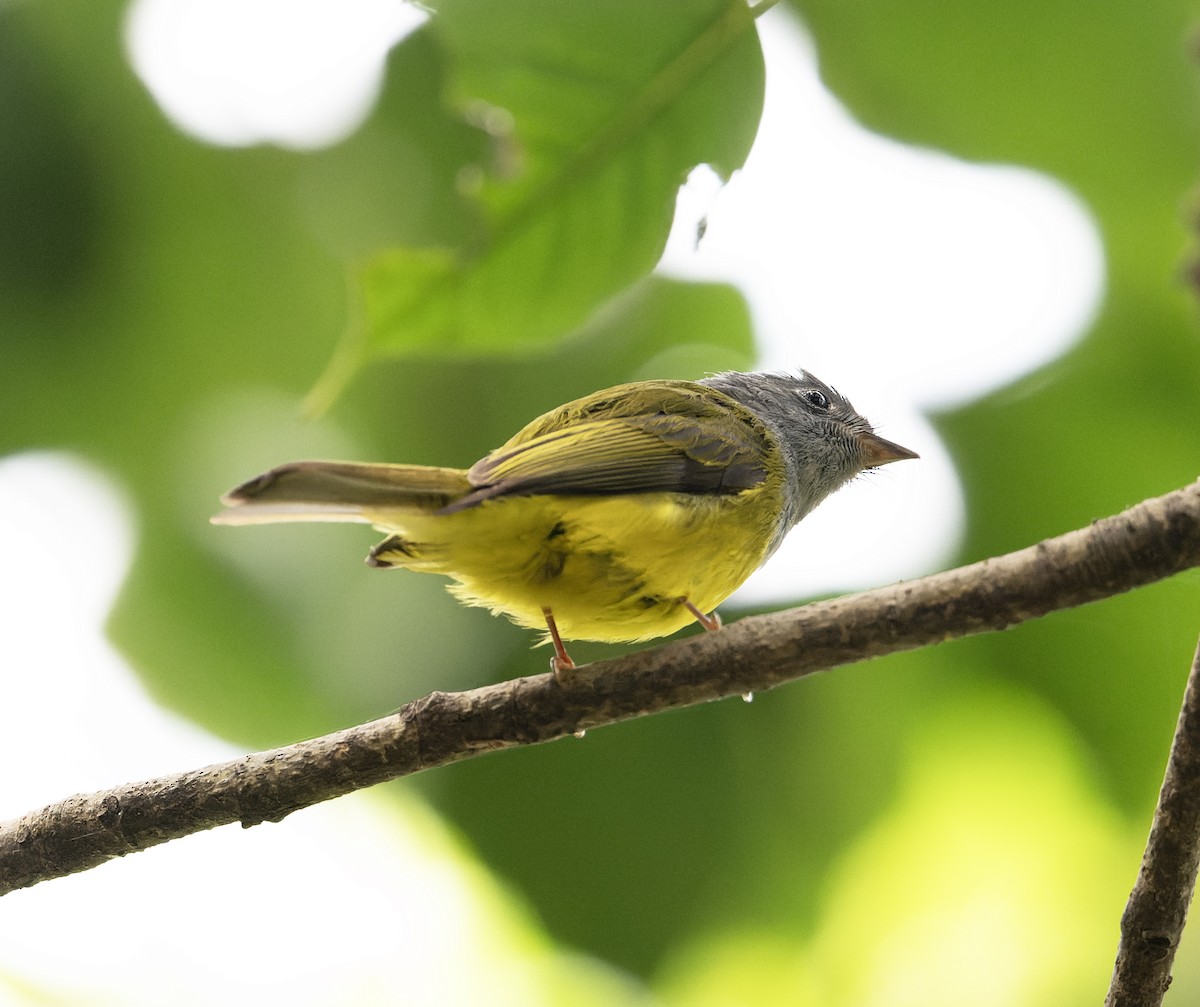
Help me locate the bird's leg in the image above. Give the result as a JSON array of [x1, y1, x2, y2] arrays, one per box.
[[682, 598, 722, 632], [542, 606, 576, 683]]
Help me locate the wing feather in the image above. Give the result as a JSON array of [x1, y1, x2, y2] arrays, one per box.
[[442, 382, 771, 513]]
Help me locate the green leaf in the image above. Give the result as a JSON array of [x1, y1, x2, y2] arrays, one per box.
[[296, 26, 489, 257], [350, 0, 764, 363]]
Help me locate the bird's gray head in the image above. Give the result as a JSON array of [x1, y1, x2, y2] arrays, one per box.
[[701, 369, 917, 542]]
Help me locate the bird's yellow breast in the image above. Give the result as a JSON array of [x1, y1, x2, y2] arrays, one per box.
[[364, 482, 782, 643]]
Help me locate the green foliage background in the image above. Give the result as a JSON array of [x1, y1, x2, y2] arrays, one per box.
[[3, 0, 1200, 1002]]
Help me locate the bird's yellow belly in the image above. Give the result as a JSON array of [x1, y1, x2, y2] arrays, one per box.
[[367, 489, 778, 643]]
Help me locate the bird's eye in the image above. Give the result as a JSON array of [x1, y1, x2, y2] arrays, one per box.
[[803, 389, 830, 410]]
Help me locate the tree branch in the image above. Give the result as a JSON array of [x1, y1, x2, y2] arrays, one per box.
[[3, 479, 1200, 896], [1105, 633, 1200, 1006]]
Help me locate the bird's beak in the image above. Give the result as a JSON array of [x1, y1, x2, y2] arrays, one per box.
[[857, 431, 919, 467]]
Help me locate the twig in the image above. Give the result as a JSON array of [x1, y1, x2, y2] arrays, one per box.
[[2, 479, 1200, 896], [1105, 634, 1200, 1006]]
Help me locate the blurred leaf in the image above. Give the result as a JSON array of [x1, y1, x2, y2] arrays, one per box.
[[656, 686, 1137, 1007], [296, 26, 490, 257], [0, 19, 100, 307], [786, 0, 1200, 808], [307, 0, 764, 407]]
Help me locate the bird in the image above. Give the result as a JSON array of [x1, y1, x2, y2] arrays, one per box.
[[213, 370, 917, 675]]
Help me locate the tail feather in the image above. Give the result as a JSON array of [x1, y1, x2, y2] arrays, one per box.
[[212, 461, 472, 526]]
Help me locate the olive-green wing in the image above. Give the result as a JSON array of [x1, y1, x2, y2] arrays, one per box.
[[442, 381, 772, 512]]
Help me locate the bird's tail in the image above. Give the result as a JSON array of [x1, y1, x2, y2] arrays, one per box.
[[211, 460, 473, 526]]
